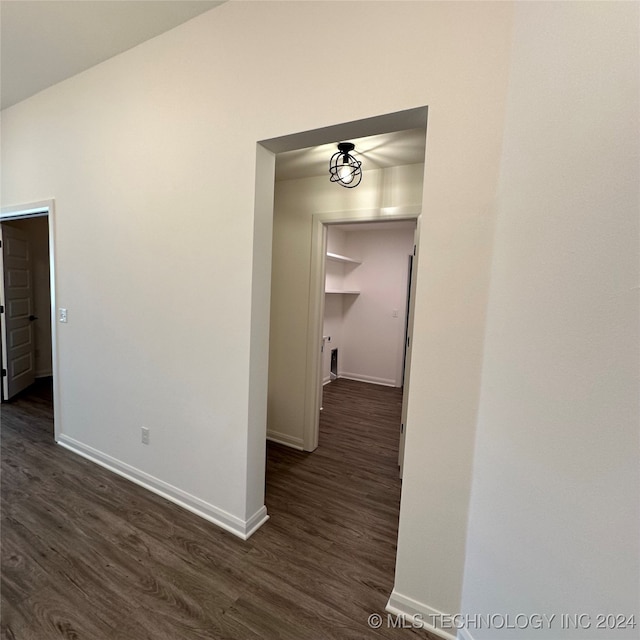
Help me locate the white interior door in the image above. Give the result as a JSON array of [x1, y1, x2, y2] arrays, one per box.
[[0, 223, 36, 400]]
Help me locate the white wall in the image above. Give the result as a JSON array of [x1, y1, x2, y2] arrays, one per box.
[[3, 217, 52, 377], [458, 3, 639, 639], [340, 226, 414, 387], [325, 257, 354, 292], [2, 0, 516, 622]]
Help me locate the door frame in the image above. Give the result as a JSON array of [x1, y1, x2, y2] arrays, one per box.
[[0, 200, 60, 440], [303, 205, 421, 451], [398, 218, 420, 478]]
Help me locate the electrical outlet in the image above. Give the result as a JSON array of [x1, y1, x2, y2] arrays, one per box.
[[141, 426, 150, 445], [59, 308, 68, 323]]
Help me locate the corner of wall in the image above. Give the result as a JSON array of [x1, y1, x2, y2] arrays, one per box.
[[386, 590, 457, 640]]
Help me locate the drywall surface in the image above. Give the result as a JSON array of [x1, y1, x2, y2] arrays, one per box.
[[340, 226, 414, 386], [326, 226, 347, 257], [459, 2, 640, 639], [2, 0, 513, 614]]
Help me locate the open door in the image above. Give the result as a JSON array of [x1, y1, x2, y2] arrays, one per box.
[[0, 223, 36, 400], [398, 223, 420, 478]]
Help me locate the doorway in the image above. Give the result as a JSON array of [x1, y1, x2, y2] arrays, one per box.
[[1, 217, 52, 399], [0, 200, 60, 440], [261, 109, 428, 460], [303, 208, 420, 455], [318, 218, 418, 475]]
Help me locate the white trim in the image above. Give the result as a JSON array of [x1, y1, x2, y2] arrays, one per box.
[[243, 505, 270, 539], [303, 216, 326, 451], [457, 629, 475, 640], [57, 435, 269, 540], [1, 200, 54, 218], [266, 430, 304, 450], [0, 200, 61, 442], [35, 370, 53, 378], [339, 373, 397, 387], [386, 590, 457, 640]]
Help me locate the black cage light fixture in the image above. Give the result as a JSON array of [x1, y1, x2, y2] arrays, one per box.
[[329, 142, 362, 188]]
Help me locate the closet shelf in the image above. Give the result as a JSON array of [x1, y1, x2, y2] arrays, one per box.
[[326, 252, 361, 265], [325, 289, 360, 295]]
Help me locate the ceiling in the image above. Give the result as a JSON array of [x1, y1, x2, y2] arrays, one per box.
[[1, 1, 426, 180], [275, 128, 426, 182], [0, 0, 224, 110]]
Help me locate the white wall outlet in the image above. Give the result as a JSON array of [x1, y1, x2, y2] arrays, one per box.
[[392, 309, 399, 318], [59, 308, 68, 323], [141, 426, 150, 445]]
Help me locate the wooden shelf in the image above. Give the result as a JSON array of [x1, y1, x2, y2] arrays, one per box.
[[326, 252, 361, 265]]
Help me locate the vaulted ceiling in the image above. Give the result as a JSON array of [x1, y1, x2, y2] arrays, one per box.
[[1, 0, 224, 110]]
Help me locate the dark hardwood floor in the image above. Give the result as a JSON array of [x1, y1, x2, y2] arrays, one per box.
[[1, 378, 435, 639]]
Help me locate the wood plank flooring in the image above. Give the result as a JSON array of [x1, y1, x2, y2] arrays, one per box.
[[1, 378, 436, 639]]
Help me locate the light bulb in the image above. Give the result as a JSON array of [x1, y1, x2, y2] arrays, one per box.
[[338, 159, 354, 183]]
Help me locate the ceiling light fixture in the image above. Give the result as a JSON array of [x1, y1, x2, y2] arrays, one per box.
[[329, 142, 362, 188]]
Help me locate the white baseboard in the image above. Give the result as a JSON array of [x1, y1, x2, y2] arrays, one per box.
[[35, 370, 53, 378], [266, 430, 304, 450], [339, 372, 397, 387], [243, 505, 270, 539], [386, 590, 457, 640], [57, 435, 269, 540]]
